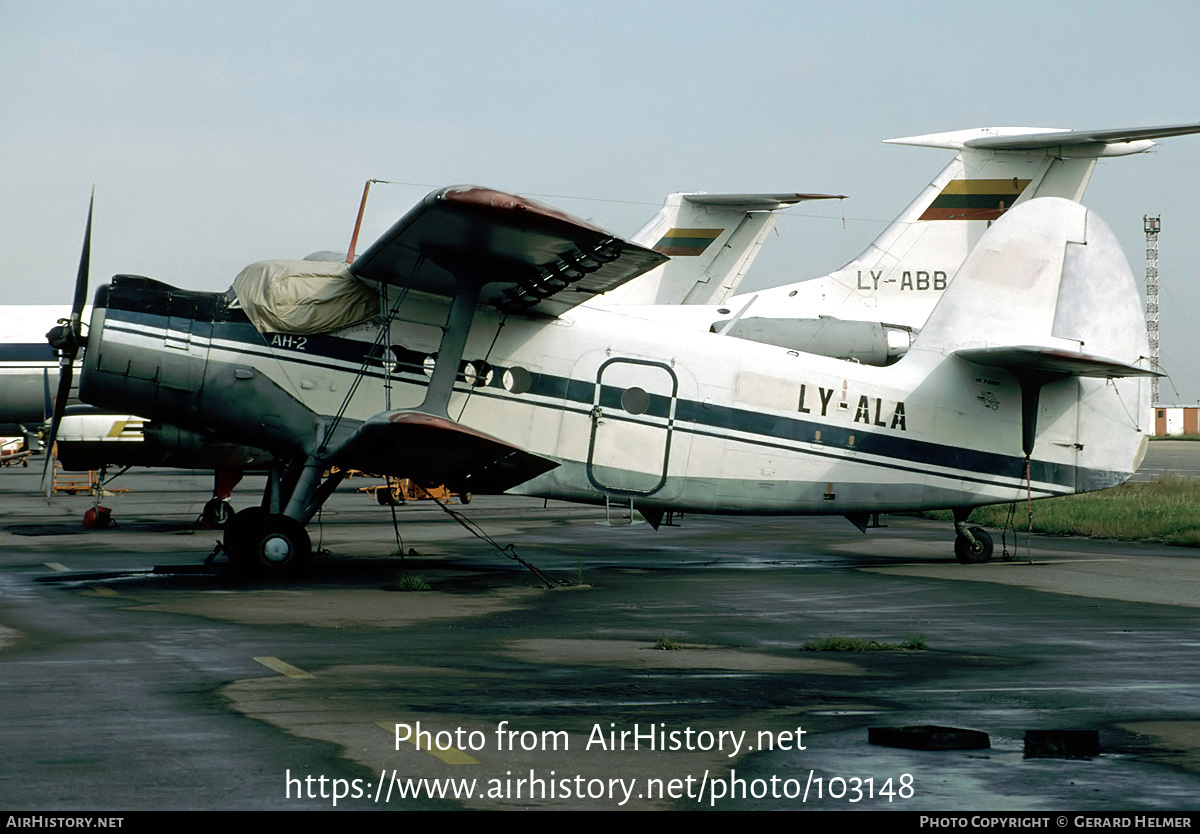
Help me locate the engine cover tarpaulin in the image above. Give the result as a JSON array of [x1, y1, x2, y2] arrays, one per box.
[[232, 259, 379, 335]]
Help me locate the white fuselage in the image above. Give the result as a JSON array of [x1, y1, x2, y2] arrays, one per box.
[[0, 306, 74, 426], [83, 282, 1144, 516]]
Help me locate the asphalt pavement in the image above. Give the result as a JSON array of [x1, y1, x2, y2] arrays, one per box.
[[1, 458, 1198, 812]]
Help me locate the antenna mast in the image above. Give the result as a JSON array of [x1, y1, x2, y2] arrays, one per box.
[[1144, 214, 1161, 405]]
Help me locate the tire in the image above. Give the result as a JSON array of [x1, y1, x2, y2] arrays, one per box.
[[223, 507, 267, 570], [202, 498, 234, 528], [246, 514, 311, 575], [954, 526, 994, 564]]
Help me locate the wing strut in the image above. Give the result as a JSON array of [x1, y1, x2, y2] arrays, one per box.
[[423, 278, 482, 418]]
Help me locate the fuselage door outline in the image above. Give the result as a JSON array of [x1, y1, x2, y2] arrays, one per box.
[[586, 357, 678, 496]]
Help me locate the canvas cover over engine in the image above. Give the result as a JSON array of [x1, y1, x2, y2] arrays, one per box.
[[231, 259, 379, 335]]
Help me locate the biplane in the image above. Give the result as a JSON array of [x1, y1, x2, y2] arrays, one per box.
[[48, 183, 1155, 573]]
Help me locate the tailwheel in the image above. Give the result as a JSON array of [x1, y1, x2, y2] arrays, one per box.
[[223, 508, 311, 575], [201, 497, 235, 528], [954, 526, 994, 564]]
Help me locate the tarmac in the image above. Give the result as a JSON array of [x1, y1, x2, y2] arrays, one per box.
[[1, 446, 1199, 811]]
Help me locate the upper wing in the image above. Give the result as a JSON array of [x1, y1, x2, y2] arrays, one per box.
[[350, 185, 669, 317]]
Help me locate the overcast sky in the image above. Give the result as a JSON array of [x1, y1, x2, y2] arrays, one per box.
[[3, 0, 1200, 401]]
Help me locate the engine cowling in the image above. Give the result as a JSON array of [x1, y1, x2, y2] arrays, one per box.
[[711, 316, 914, 365]]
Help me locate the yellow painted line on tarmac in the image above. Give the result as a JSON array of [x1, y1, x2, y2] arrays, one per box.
[[91, 586, 118, 596], [375, 721, 480, 765], [44, 562, 69, 572], [1036, 558, 1131, 563], [253, 656, 314, 679]]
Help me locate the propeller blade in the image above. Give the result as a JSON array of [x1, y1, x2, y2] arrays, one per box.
[[71, 191, 94, 329], [40, 360, 74, 494], [41, 192, 94, 495], [41, 368, 52, 424]]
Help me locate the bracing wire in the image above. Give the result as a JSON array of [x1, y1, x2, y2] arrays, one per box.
[[416, 484, 557, 589]]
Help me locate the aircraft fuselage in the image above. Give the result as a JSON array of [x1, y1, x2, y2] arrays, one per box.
[[80, 274, 1141, 518]]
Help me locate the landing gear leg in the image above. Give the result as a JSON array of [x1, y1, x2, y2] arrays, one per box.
[[952, 508, 993, 564]]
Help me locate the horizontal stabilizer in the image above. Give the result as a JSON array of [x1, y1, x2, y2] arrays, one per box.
[[351, 186, 668, 317], [955, 346, 1162, 379], [887, 122, 1200, 157], [964, 121, 1200, 150], [330, 411, 558, 494], [607, 191, 842, 306], [682, 192, 845, 209]]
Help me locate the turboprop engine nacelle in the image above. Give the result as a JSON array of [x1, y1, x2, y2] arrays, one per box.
[[711, 316, 914, 366]]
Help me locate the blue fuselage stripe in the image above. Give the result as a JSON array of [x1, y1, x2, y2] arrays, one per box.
[[101, 307, 1090, 493]]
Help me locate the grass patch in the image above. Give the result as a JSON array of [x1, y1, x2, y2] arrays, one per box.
[[654, 633, 684, 651], [387, 573, 431, 592], [927, 477, 1200, 546], [801, 634, 927, 652]]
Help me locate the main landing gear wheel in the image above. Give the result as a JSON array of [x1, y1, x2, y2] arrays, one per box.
[[222, 506, 265, 561], [223, 508, 311, 575], [954, 526, 994, 564], [201, 497, 235, 528]]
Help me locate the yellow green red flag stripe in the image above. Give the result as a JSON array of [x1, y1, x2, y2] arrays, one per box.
[[653, 227, 723, 256], [919, 179, 1032, 221]]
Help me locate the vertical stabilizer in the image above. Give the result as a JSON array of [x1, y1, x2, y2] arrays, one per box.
[[599, 192, 842, 306], [909, 197, 1154, 491], [730, 122, 1200, 330]]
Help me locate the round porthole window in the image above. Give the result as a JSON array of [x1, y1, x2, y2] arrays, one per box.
[[463, 361, 493, 387], [621, 386, 650, 415], [502, 366, 532, 394]]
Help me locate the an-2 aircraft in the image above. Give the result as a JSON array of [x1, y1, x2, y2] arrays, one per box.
[[33, 189, 826, 522], [59, 180, 1155, 573], [29, 121, 1198, 509]]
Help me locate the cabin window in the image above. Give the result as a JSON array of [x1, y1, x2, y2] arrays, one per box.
[[621, 386, 650, 415], [462, 361, 493, 387], [503, 367, 532, 395]]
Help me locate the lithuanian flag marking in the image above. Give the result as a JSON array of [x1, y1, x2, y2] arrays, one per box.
[[919, 179, 1032, 221], [653, 227, 723, 256]]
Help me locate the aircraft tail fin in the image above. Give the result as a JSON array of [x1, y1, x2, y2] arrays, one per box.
[[737, 122, 1200, 328], [914, 197, 1150, 363], [600, 192, 842, 306], [911, 197, 1154, 482]]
